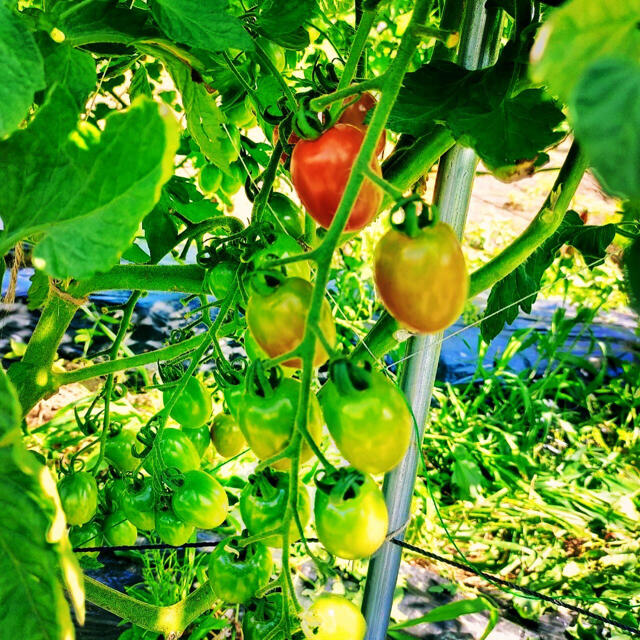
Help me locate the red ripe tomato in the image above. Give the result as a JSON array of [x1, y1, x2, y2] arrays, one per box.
[[338, 92, 386, 157], [273, 124, 300, 163], [374, 222, 469, 333], [291, 124, 383, 232]]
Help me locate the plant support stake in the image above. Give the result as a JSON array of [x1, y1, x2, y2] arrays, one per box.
[[361, 2, 503, 638]]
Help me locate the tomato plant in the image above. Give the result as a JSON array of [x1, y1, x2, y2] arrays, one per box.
[[0, 0, 632, 637]]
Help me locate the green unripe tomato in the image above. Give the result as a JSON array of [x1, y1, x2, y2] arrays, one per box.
[[105, 427, 140, 473], [198, 164, 222, 195], [220, 163, 244, 196], [172, 470, 229, 529], [69, 522, 102, 556], [58, 471, 98, 526], [146, 428, 201, 474], [210, 413, 246, 458], [163, 377, 212, 429], [302, 594, 366, 640], [121, 477, 156, 531], [103, 512, 138, 546], [209, 538, 273, 603], [155, 507, 195, 546], [205, 260, 236, 300], [184, 423, 211, 458], [266, 193, 305, 239]]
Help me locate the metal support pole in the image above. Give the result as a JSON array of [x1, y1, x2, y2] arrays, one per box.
[[361, 2, 503, 638]]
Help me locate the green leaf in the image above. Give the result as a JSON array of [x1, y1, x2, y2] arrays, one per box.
[[530, 0, 640, 103], [142, 196, 179, 262], [48, 0, 151, 47], [451, 445, 486, 500], [130, 65, 152, 101], [149, 0, 252, 53], [0, 91, 179, 279], [258, 0, 317, 39], [27, 269, 50, 310], [451, 89, 565, 172], [0, 366, 85, 640], [167, 61, 233, 172], [389, 61, 564, 170], [37, 35, 96, 108], [0, 2, 45, 137], [570, 58, 640, 201], [389, 597, 498, 640], [481, 211, 616, 342], [623, 237, 640, 315]]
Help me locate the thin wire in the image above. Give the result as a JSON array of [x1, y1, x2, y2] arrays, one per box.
[[73, 537, 640, 636]]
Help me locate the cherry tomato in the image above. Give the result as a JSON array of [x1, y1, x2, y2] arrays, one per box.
[[103, 511, 138, 546], [243, 593, 285, 640], [104, 478, 127, 510], [155, 506, 194, 546], [210, 413, 246, 458], [121, 477, 156, 531], [209, 537, 273, 603], [302, 594, 366, 640], [220, 163, 244, 196], [219, 127, 241, 165], [338, 92, 386, 157], [266, 192, 305, 239], [198, 164, 222, 195], [244, 329, 268, 362], [224, 95, 257, 129], [321, 360, 412, 474], [239, 375, 323, 470], [58, 471, 98, 526], [172, 469, 229, 529], [240, 468, 310, 547], [205, 260, 236, 300], [314, 468, 388, 560], [246, 277, 335, 369], [374, 222, 468, 333], [105, 427, 140, 473], [69, 522, 102, 556], [184, 423, 211, 458], [291, 124, 383, 232], [223, 380, 244, 422], [163, 377, 212, 429], [252, 234, 310, 281], [146, 427, 200, 474], [273, 124, 300, 162]]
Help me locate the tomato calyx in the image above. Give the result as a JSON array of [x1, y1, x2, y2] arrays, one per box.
[[245, 361, 283, 399], [389, 196, 435, 238], [315, 466, 365, 500], [328, 358, 374, 395]]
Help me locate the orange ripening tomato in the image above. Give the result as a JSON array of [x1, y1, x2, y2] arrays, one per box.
[[374, 222, 469, 333], [338, 92, 386, 157], [291, 124, 383, 232]]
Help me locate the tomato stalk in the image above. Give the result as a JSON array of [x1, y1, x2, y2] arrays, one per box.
[[92, 291, 142, 474], [309, 77, 383, 112]]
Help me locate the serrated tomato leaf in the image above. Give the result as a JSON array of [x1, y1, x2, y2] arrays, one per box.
[[481, 211, 616, 342], [531, 0, 640, 103], [389, 60, 564, 170], [571, 58, 640, 201], [623, 237, 640, 315], [257, 0, 317, 39], [36, 36, 96, 109], [149, 0, 251, 53], [0, 92, 179, 279], [0, 366, 84, 640], [167, 61, 234, 173], [0, 2, 45, 138]]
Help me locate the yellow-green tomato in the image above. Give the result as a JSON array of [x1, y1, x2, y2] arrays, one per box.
[[210, 413, 246, 458], [302, 595, 366, 640]]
